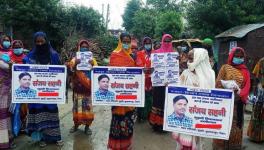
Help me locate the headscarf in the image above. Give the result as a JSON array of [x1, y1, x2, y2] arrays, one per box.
[[113, 33, 132, 56], [32, 31, 52, 64], [228, 47, 251, 102], [142, 37, 152, 47], [155, 34, 174, 53], [0, 35, 12, 52], [253, 57, 264, 86], [77, 40, 89, 51], [9, 40, 25, 63], [187, 48, 215, 88], [202, 38, 214, 57], [12, 40, 24, 48], [142, 36, 152, 53], [202, 38, 213, 46]]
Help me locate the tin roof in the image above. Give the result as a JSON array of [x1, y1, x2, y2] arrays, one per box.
[[215, 23, 264, 38]]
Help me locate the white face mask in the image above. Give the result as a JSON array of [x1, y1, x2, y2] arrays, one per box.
[[187, 61, 196, 72]]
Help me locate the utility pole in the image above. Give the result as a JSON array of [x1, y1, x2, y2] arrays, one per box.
[[102, 4, 105, 25], [106, 4, 110, 30]]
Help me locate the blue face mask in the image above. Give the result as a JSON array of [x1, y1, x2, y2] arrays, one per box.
[[144, 44, 152, 51], [2, 41, 11, 49], [13, 48, 23, 55], [80, 47, 88, 52], [232, 57, 244, 65], [122, 43, 130, 50]]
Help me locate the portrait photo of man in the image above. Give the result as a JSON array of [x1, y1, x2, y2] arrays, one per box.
[[80, 52, 88, 64], [153, 54, 159, 62], [167, 70, 174, 78], [167, 95, 193, 128], [94, 74, 115, 101], [153, 71, 160, 79], [167, 53, 173, 61], [15, 72, 37, 98]]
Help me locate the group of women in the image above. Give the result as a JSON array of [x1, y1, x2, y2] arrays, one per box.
[[0, 31, 263, 150], [0, 32, 63, 149]]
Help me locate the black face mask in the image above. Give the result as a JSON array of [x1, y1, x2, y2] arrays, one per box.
[[35, 43, 51, 64], [36, 43, 49, 53]]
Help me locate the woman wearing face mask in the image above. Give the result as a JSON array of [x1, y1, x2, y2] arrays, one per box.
[[10, 40, 28, 134], [213, 47, 250, 150], [172, 48, 215, 150], [67, 40, 97, 134], [0, 35, 12, 52], [136, 37, 154, 121], [23, 32, 63, 148], [108, 33, 137, 150], [10, 40, 26, 64], [0, 35, 12, 71], [0, 35, 15, 149], [149, 34, 174, 132]]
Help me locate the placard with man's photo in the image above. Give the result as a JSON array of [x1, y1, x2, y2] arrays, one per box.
[[164, 86, 234, 140], [76, 51, 93, 70], [91, 66, 145, 107], [151, 52, 179, 86], [12, 64, 67, 104]]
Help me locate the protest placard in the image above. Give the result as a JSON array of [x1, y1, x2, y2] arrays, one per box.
[[76, 51, 93, 70], [92, 66, 145, 107], [12, 64, 66, 104], [151, 52, 179, 86], [164, 86, 234, 140]]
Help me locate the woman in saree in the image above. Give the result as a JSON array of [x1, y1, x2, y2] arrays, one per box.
[[149, 34, 174, 132], [136, 37, 154, 121], [247, 57, 264, 142], [10, 40, 27, 133], [0, 35, 15, 149], [23, 31, 63, 148], [0, 35, 12, 53], [68, 40, 97, 135], [172, 48, 215, 150], [213, 47, 251, 150], [107, 32, 137, 150]]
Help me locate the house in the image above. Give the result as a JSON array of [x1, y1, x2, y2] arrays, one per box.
[[215, 23, 264, 71]]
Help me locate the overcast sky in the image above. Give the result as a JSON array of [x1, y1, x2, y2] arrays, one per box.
[[63, 0, 146, 30]]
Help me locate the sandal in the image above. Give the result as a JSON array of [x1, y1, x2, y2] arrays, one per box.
[[84, 125, 92, 135], [56, 140, 64, 146], [39, 141, 47, 148], [70, 125, 78, 133]]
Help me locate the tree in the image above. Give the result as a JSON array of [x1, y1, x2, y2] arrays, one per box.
[[122, 0, 142, 31], [0, 0, 62, 47], [62, 6, 105, 39], [146, 0, 180, 12], [130, 9, 157, 40], [186, 0, 264, 38], [155, 11, 183, 39], [0, 0, 105, 49]]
